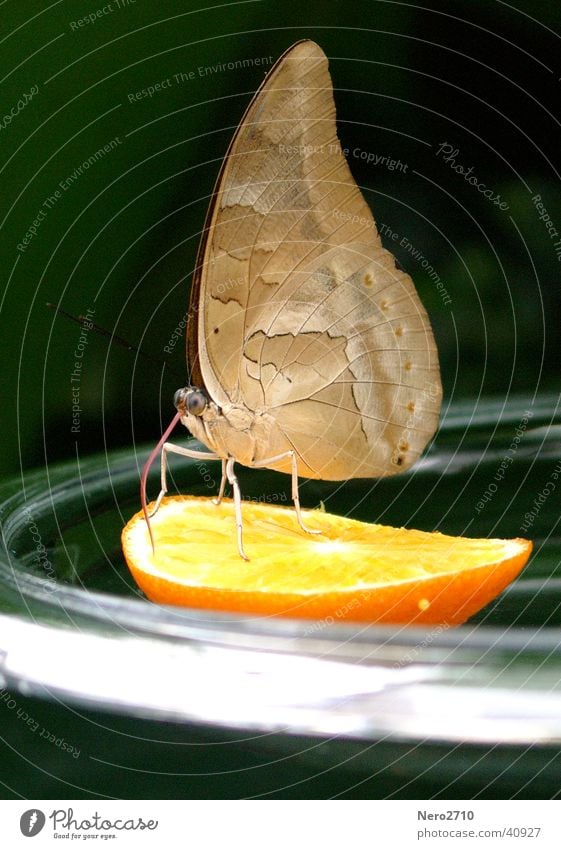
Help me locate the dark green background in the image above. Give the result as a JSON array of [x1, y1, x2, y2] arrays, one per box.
[[1, 0, 560, 477], [1, 0, 561, 801]]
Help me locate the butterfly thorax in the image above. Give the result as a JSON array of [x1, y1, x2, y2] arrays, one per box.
[[176, 387, 279, 468]]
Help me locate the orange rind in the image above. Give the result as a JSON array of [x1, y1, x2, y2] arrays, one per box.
[[121, 496, 532, 626]]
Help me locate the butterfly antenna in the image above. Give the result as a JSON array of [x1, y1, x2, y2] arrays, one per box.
[[140, 411, 182, 554], [46, 302, 184, 378]]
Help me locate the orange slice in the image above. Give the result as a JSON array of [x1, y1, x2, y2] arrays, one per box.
[[121, 496, 532, 626]]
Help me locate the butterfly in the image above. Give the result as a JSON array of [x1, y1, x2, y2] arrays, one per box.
[[142, 40, 442, 559]]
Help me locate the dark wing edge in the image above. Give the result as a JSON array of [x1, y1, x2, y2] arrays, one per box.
[[185, 40, 318, 389]]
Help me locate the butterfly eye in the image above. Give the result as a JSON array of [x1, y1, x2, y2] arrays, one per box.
[[173, 388, 188, 410], [186, 389, 208, 416]]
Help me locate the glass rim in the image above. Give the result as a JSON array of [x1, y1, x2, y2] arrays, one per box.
[[1, 440, 560, 744]]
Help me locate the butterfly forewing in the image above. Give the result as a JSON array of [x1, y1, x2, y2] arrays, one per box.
[[193, 40, 441, 480]]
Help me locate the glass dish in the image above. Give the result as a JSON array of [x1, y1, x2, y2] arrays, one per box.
[[1, 394, 560, 758]]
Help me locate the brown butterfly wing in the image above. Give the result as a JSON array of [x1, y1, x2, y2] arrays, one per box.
[[193, 40, 441, 479]]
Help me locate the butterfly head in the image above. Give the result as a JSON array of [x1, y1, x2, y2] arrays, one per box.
[[174, 386, 209, 416], [173, 385, 226, 456]]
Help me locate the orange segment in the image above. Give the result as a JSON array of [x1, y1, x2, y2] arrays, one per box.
[[121, 496, 532, 626]]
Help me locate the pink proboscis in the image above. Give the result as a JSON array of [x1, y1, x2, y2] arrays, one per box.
[[140, 411, 182, 553]]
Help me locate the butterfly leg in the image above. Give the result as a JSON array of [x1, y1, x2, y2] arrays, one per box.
[[250, 451, 321, 537], [213, 459, 228, 506], [149, 442, 221, 517], [225, 456, 249, 561]]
